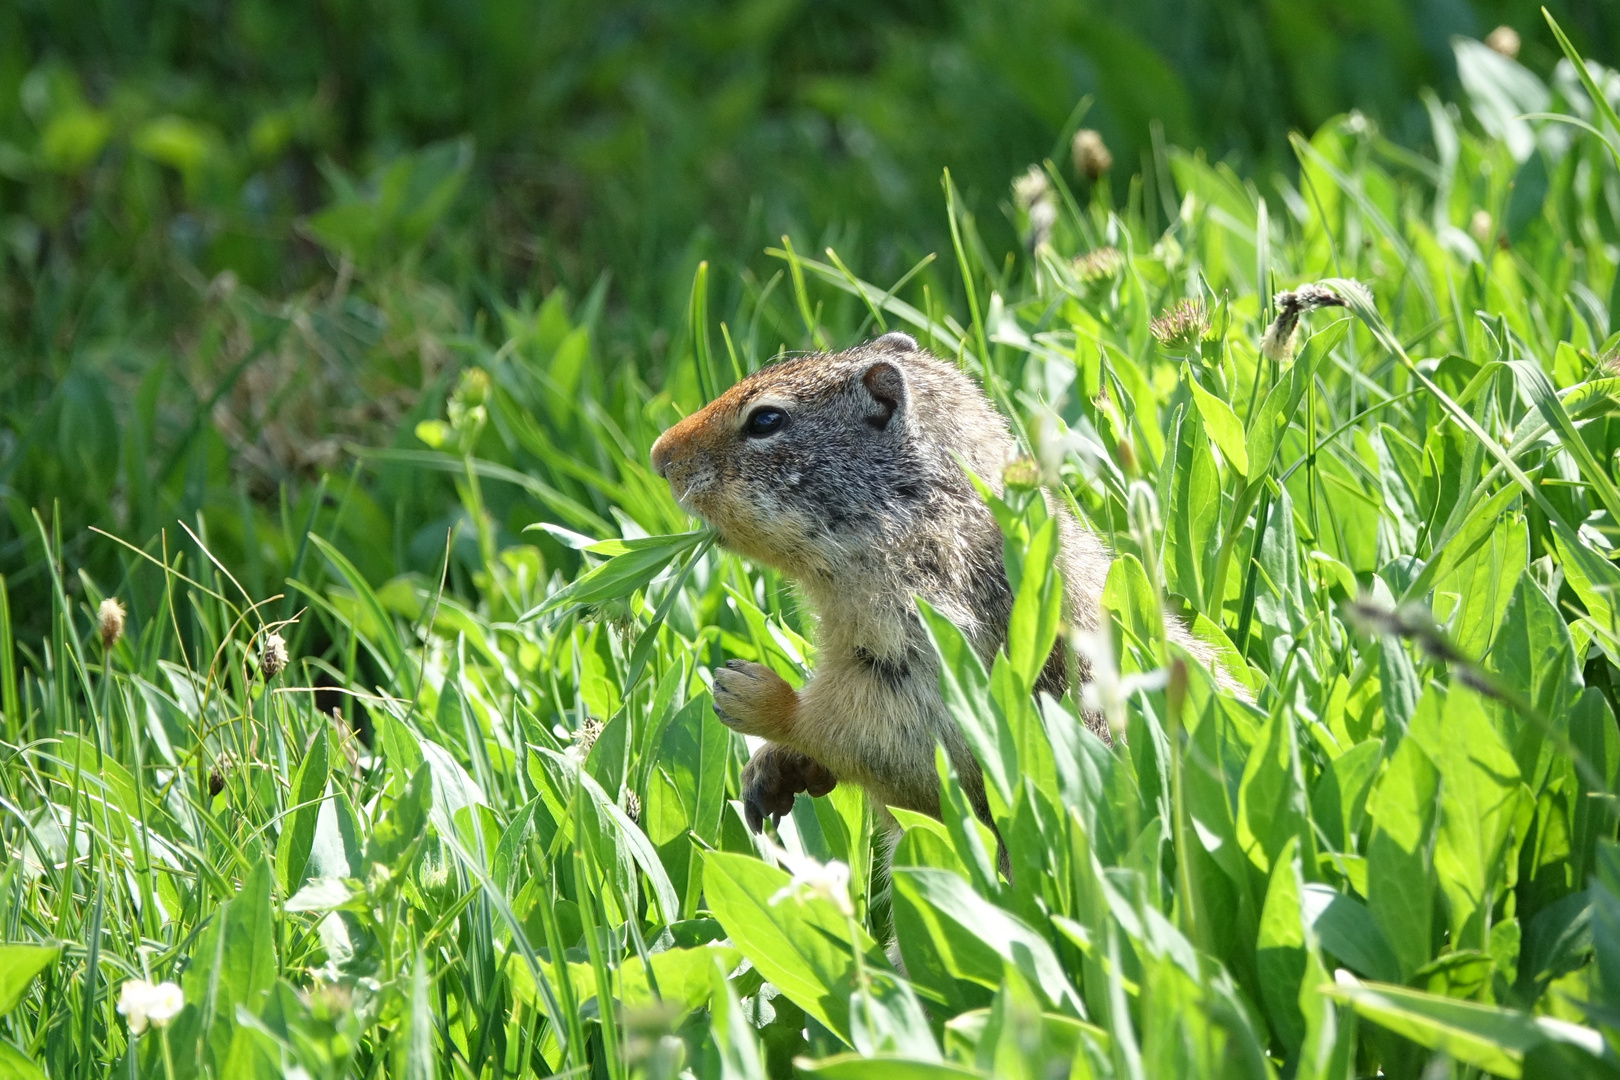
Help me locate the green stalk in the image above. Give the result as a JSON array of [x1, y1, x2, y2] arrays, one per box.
[[1205, 478, 1267, 625]]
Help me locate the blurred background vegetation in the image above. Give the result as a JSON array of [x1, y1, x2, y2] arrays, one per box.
[[1, 0, 1618, 639]]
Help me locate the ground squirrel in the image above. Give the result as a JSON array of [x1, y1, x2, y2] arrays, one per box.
[[649, 332, 1229, 834]]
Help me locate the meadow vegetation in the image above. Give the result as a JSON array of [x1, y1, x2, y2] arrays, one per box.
[[3, 9, 1620, 1080]]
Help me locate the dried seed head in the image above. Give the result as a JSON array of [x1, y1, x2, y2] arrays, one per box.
[[1486, 25, 1520, 59], [207, 750, 237, 798], [1260, 283, 1346, 361], [1013, 165, 1057, 250], [97, 598, 126, 650], [261, 632, 288, 679], [624, 790, 641, 823], [1150, 299, 1209, 351], [571, 716, 604, 760], [1012, 165, 1051, 212], [1071, 246, 1124, 284], [1071, 129, 1113, 181]]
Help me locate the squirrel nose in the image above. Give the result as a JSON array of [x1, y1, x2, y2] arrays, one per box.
[[650, 432, 674, 478]]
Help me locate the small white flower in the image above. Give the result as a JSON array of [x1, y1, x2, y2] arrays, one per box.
[[765, 841, 854, 918], [1073, 625, 1168, 738], [117, 979, 184, 1034]]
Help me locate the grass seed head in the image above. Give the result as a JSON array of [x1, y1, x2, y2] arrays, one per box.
[[1012, 165, 1051, 212], [1486, 25, 1521, 59], [261, 632, 288, 678], [572, 716, 604, 759], [97, 598, 126, 650], [1071, 128, 1113, 180], [1013, 165, 1057, 250], [1072, 246, 1124, 284], [1150, 299, 1209, 351]]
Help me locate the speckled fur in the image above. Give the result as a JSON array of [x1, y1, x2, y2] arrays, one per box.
[[649, 333, 1223, 832]]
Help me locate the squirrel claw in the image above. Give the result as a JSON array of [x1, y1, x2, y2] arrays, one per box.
[[711, 700, 746, 731], [740, 744, 837, 834]]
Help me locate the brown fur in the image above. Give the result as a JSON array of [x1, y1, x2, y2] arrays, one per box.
[[649, 333, 1227, 833]]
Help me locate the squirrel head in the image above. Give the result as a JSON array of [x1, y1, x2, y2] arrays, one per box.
[[650, 332, 1012, 577]]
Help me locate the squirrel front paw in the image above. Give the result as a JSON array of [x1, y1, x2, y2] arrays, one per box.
[[740, 743, 838, 832], [711, 659, 798, 740]]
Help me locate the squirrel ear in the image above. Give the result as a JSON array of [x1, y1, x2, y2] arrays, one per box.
[[862, 361, 907, 430], [871, 331, 918, 353]]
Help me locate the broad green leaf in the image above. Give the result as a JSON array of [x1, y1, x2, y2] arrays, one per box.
[[1162, 404, 1220, 604], [520, 530, 706, 620], [0, 1043, 45, 1080], [1365, 710, 1441, 981], [362, 761, 433, 879], [506, 943, 742, 1016], [542, 747, 680, 924], [918, 597, 1012, 811], [798, 1058, 986, 1080], [1487, 571, 1580, 783], [0, 945, 58, 1015], [1511, 359, 1620, 525], [1301, 885, 1401, 984], [1310, 740, 1380, 854], [1005, 515, 1062, 694], [1435, 508, 1526, 661], [699, 850, 883, 1044], [1236, 705, 1314, 879], [892, 867, 1083, 1017], [1326, 973, 1608, 1078], [1256, 837, 1307, 1055], [1407, 684, 1523, 950], [849, 970, 941, 1061], [1101, 552, 1160, 665], [182, 858, 277, 1068], [1376, 636, 1419, 750], [1295, 940, 1356, 1080], [1187, 368, 1250, 477], [275, 729, 331, 896], [708, 956, 768, 1080]]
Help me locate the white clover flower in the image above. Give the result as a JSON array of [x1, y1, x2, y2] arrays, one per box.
[[117, 979, 183, 1034], [765, 841, 854, 918]]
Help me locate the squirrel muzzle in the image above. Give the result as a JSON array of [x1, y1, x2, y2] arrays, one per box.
[[648, 410, 718, 512]]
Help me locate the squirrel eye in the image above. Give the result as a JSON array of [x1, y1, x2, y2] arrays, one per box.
[[743, 407, 787, 437]]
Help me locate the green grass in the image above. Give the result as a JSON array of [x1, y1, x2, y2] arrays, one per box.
[[4, 18, 1620, 1080]]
